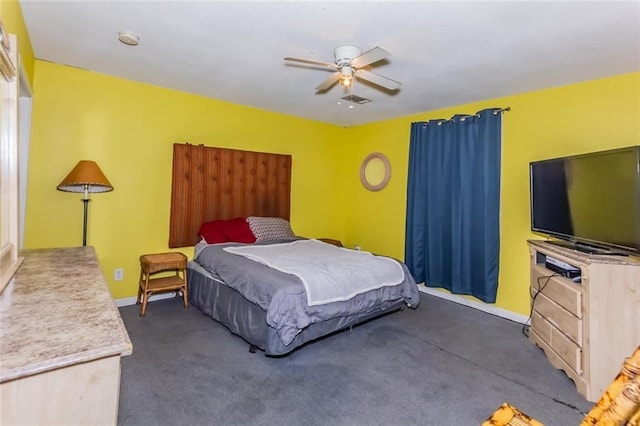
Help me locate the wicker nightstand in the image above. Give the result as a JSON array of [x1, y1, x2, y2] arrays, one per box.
[[318, 238, 343, 247], [137, 252, 188, 317]]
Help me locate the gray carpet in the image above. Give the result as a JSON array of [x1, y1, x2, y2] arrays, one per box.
[[117, 292, 592, 426]]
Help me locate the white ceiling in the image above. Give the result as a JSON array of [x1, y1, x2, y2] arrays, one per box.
[[19, 1, 640, 128]]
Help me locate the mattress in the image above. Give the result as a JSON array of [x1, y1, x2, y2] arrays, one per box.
[[189, 262, 405, 355], [188, 240, 420, 355]]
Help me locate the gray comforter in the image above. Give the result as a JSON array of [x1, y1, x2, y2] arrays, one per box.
[[194, 240, 420, 346]]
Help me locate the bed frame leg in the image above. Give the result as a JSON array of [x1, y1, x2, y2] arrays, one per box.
[[249, 344, 258, 353]]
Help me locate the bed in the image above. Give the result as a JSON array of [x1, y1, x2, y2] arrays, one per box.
[[170, 145, 420, 355], [188, 237, 420, 356]]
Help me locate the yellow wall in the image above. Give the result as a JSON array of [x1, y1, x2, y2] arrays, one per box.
[[340, 72, 640, 315], [25, 61, 346, 298], [0, 0, 35, 86], [15, 0, 638, 314], [25, 60, 640, 312]]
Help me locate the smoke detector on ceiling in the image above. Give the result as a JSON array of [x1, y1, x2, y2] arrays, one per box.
[[118, 31, 139, 46]]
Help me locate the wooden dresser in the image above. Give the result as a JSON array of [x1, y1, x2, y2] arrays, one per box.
[[527, 240, 640, 402], [0, 247, 132, 424]]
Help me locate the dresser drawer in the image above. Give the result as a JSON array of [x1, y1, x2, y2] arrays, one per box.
[[531, 291, 582, 346], [531, 264, 582, 318], [531, 311, 582, 375]]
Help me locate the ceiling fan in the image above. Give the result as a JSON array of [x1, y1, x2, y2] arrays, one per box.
[[284, 45, 401, 92]]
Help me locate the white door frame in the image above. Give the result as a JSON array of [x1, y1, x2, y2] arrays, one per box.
[[18, 61, 32, 249]]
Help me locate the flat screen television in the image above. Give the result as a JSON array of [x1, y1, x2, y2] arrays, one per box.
[[529, 145, 640, 255]]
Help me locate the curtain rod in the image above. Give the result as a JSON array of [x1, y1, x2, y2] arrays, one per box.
[[419, 107, 511, 127], [460, 106, 511, 118]]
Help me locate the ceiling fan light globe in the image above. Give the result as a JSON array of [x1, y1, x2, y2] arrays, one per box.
[[340, 65, 353, 86]]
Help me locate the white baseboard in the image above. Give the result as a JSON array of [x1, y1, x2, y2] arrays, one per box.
[[418, 286, 529, 324], [115, 293, 176, 307], [116, 285, 528, 324]]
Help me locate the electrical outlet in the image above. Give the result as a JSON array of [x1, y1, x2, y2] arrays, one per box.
[[355, 245, 361, 251], [114, 268, 124, 281]]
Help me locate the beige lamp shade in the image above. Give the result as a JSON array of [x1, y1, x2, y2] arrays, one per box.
[[57, 160, 113, 193]]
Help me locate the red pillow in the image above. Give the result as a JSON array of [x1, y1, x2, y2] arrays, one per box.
[[224, 217, 256, 243], [198, 217, 256, 244], [198, 220, 227, 244]]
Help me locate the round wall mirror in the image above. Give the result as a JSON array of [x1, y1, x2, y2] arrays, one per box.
[[360, 152, 391, 191]]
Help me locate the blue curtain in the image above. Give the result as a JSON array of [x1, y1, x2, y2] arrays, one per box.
[[405, 108, 502, 303]]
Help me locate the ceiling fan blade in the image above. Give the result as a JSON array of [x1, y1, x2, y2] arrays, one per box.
[[355, 69, 401, 91], [284, 56, 337, 69], [350, 46, 391, 68], [315, 72, 340, 91]]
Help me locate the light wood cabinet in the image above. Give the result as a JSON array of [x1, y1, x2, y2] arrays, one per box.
[[0, 247, 132, 424], [528, 240, 640, 402]]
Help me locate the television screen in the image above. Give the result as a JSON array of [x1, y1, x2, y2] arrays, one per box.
[[530, 146, 640, 254]]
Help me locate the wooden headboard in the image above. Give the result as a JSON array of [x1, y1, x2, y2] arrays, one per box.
[[168, 143, 292, 248]]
